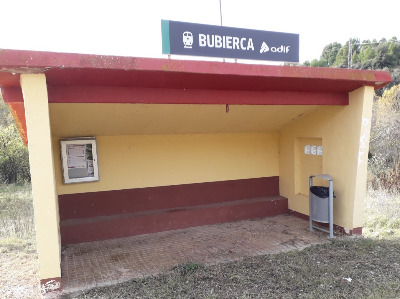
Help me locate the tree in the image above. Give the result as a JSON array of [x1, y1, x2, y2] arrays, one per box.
[[359, 45, 377, 65], [388, 40, 400, 64], [333, 46, 348, 68], [372, 43, 397, 69], [320, 42, 342, 66], [0, 97, 30, 183], [310, 58, 328, 67], [0, 97, 14, 127]]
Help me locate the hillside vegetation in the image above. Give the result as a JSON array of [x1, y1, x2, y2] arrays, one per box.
[[303, 37, 400, 95]]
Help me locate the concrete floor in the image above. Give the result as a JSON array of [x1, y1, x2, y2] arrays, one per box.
[[61, 214, 328, 294]]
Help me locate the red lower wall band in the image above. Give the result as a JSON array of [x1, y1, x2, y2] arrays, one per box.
[[60, 196, 288, 244], [59, 176, 280, 221], [59, 176, 289, 244]]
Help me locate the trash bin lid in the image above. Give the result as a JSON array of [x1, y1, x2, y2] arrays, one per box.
[[310, 186, 330, 198]]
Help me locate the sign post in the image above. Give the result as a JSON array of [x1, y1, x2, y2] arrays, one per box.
[[162, 20, 299, 63]]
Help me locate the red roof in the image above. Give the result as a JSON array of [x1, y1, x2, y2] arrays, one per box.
[[0, 49, 392, 94]]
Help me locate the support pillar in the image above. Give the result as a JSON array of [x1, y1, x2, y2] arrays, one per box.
[[20, 74, 62, 295], [350, 86, 374, 234]]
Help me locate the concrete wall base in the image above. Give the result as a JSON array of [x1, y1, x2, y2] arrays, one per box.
[[289, 210, 363, 235]]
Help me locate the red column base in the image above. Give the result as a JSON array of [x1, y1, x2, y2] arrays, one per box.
[[40, 277, 62, 297]]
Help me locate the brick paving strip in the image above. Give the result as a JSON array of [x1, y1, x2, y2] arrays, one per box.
[[61, 214, 328, 294]]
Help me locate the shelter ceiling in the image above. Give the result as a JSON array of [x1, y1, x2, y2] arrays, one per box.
[[49, 103, 320, 137]]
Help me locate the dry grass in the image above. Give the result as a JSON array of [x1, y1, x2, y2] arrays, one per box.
[[0, 183, 35, 239], [364, 188, 400, 238], [0, 183, 41, 299]]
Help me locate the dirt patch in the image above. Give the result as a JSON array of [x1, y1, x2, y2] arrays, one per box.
[[0, 239, 40, 299]]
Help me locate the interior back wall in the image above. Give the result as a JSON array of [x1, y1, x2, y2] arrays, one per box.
[[53, 132, 280, 195]]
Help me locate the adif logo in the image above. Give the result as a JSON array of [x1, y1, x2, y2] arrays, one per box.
[[260, 42, 269, 53], [260, 42, 291, 54], [183, 31, 193, 48]]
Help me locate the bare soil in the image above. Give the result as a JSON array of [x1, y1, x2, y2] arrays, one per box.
[[0, 239, 40, 299]]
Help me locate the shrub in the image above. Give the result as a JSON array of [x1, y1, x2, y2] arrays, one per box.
[[0, 99, 30, 184], [0, 105, 30, 183], [369, 84, 400, 191]]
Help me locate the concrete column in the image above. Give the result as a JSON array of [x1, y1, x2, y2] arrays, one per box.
[[350, 86, 374, 231], [20, 74, 61, 295]]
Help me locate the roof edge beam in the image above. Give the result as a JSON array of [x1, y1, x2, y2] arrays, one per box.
[[47, 86, 349, 106]]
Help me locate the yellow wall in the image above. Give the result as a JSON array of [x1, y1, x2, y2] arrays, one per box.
[[20, 74, 61, 280], [295, 137, 323, 195], [54, 133, 280, 195], [280, 86, 374, 231]]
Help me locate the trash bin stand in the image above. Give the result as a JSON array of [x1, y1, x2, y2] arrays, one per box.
[[309, 174, 335, 238]]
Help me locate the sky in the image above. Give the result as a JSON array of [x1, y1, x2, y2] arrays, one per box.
[[0, 0, 399, 64]]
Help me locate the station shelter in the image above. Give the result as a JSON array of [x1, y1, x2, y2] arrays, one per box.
[[0, 49, 392, 294]]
